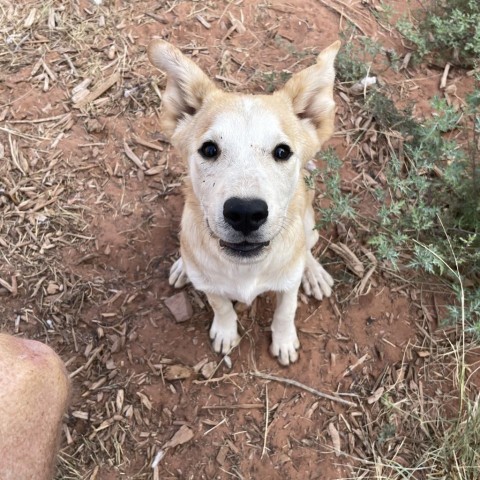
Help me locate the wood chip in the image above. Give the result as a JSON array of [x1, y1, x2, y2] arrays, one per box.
[[136, 392, 152, 411], [163, 425, 194, 449], [328, 422, 341, 457], [216, 445, 229, 465], [367, 386, 384, 404], [73, 71, 120, 108], [116, 389, 124, 412], [440, 63, 451, 90], [24, 8, 37, 28], [0, 277, 14, 293], [196, 14, 211, 29], [123, 141, 145, 170], [145, 165, 165, 176], [132, 134, 164, 152]]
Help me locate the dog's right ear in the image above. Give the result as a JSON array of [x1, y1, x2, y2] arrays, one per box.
[[148, 39, 217, 137]]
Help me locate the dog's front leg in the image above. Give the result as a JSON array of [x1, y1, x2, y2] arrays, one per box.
[[207, 293, 240, 354], [270, 285, 301, 366]]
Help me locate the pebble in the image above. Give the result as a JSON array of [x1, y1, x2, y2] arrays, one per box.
[[164, 291, 193, 323]]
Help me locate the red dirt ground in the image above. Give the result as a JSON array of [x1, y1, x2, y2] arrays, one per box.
[[1, 1, 470, 479]]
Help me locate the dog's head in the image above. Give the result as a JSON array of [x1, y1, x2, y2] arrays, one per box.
[[148, 39, 340, 262]]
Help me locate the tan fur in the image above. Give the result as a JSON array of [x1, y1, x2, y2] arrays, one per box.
[[148, 39, 340, 365], [0, 334, 70, 480]]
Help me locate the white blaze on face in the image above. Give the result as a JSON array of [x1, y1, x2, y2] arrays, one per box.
[[188, 96, 301, 242]]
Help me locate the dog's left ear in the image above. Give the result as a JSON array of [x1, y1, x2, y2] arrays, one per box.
[[148, 39, 218, 137], [279, 40, 341, 146]]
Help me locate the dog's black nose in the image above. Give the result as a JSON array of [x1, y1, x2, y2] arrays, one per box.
[[223, 197, 268, 235]]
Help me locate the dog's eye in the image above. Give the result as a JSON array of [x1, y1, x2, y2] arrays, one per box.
[[199, 141, 219, 159], [273, 144, 292, 161]]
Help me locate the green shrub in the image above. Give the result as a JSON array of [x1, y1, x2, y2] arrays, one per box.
[[397, 0, 480, 65], [319, 39, 479, 330]]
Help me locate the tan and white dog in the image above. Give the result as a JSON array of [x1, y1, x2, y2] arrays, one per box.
[[148, 39, 340, 365]]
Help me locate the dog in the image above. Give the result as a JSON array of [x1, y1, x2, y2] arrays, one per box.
[[148, 39, 340, 365]]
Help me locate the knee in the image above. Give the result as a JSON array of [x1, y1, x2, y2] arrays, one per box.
[[0, 335, 70, 480], [0, 334, 70, 405]]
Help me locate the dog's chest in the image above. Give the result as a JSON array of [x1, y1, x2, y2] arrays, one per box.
[[186, 256, 304, 305]]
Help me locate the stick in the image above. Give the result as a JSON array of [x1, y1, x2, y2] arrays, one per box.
[[261, 384, 269, 458], [342, 353, 370, 377], [0, 277, 13, 293], [201, 403, 263, 410], [251, 371, 357, 408], [73, 71, 120, 108], [317, 0, 367, 35], [440, 63, 451, 89]]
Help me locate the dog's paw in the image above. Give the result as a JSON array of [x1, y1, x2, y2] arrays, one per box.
[[270, 330, 300, 366], [302, 254, 334, 301], [169, 257, 189, 288], [210, 316, 240, 354]]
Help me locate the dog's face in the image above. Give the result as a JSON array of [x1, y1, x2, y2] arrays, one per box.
[[148, 40, 340, 262]]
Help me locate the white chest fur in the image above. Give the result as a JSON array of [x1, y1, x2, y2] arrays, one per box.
[[183, 240, 305, 305]]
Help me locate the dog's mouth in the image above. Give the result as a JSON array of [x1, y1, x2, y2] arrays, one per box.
[[219, 239, 270, 257]]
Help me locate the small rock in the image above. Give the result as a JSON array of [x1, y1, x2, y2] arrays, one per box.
[[201, 361, 216, 379], [164, 291, 193, 323], [164, 364, 192, 381], [46, 281, 60, 295], [85, 118, 104, 133]]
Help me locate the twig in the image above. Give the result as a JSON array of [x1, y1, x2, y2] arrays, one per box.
[[317, 0, 367, 35], [201, 403, 263, 410], [193, 372, 241, 384], [342, 353, 370, 377], [251, 372, 357, 408], [0, 277, 14, 293], [261, 384, 269, 458], [440, 63, 451, 89]]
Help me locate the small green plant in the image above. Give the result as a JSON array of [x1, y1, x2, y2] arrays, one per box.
[[397, 0, 480, 65], [335, 28, 399, 83], [315, 148, 357, 227], [261, 71, 292, 93]]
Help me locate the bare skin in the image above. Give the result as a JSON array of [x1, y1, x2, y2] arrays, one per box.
[[0, 334, 70, 480]]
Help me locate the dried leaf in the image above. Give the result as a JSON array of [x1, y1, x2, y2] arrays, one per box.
[[124, 141, 145, 170], [367, 386, 384, 404], [116, 389, 125, 412], [24, 8, 37, 28], [328, 422, 341, 456], [163, 425, 194, 449], [145, 165, 165, 176], [137, 392, 152, 411]]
